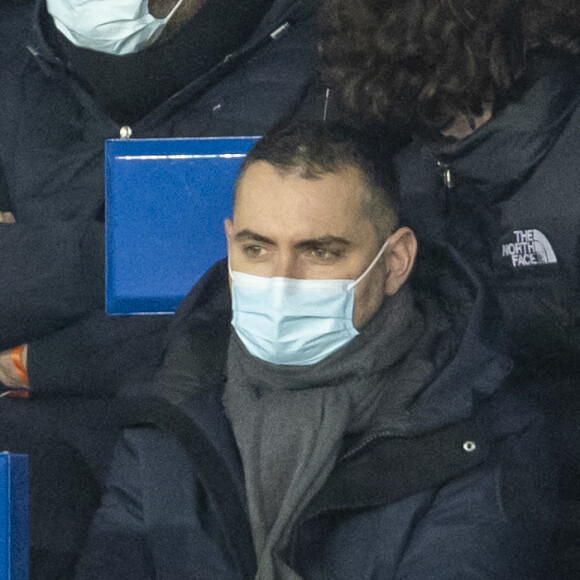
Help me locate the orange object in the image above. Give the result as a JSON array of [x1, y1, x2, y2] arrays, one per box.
[[0, 389, 29, 399], [10, 345, 29, 387]]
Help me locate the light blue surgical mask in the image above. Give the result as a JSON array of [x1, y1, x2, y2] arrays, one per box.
[[230, 237, 391, 366], [47, 0, 184, 55]]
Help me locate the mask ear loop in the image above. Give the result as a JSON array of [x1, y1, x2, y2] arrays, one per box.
[[163, 0, 185, 23], [347, 237, 391, 291], [146, 0, 185, 46]]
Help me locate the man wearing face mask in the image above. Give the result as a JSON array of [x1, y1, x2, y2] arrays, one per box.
[[0, 0, 326, 577], [76, 123, 555, 580]]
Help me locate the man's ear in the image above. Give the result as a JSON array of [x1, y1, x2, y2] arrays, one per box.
[[383, 227, 418, 296]]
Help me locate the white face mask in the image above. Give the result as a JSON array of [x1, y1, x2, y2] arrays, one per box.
[[46, 0, 185, 55], [230, 238, 391, 366]]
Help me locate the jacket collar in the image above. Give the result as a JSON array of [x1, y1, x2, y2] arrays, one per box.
[[29, 0, 314, 130], [31, 0, 311, 68], [418, 50, 580, 203], [300, 414, 489, 523]]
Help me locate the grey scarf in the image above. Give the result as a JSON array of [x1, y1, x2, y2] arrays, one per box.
[[223, 286, 426, 580]]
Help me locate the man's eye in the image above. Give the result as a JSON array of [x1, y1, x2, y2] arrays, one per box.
[[311, 247, 342, 262], [242, 245, 266, 258]]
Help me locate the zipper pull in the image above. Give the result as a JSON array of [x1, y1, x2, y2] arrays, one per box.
[[438, 161, 454, 189]]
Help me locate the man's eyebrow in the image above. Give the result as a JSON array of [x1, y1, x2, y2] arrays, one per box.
[[234, 229, 276, 245], [233, 230, 353, 248], [294, 235, 352, 249]]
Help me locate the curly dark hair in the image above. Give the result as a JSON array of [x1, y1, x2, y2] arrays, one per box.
[[319, 0, 580, 130]]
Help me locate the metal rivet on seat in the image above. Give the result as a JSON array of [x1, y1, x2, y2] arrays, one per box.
[[463, 441, 477, 453]]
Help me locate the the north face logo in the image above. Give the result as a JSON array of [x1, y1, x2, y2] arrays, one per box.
[[501, 229, 557, 267]]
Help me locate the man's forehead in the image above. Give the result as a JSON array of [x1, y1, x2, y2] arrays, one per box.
[[231, 162, 377, 247], [234, 161, 368, 209]]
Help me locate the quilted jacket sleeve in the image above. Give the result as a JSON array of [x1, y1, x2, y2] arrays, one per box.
[[0, 220, 104, 350]]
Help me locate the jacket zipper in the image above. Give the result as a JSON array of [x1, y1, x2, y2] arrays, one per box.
[[340, 428, 401, 461], [437, 160, 454, 190]]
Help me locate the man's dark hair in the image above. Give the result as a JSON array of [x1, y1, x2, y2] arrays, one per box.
[[319, 0, 580, 130], [235, 122, 400, 238]]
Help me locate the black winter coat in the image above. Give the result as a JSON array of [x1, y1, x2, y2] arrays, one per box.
[[76, 247, 556, 579]]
